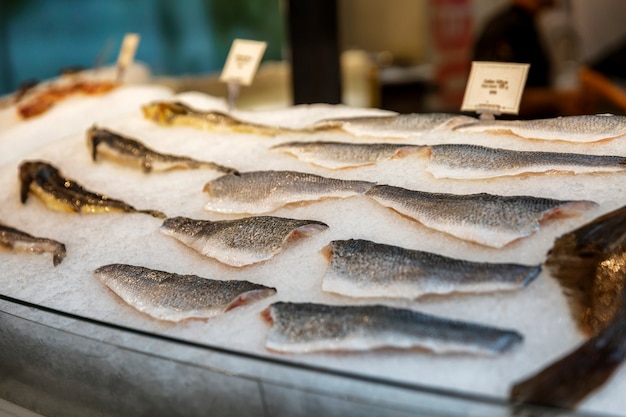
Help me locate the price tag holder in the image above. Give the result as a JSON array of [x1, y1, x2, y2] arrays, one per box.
[[220, 39, 267, 110], [461, 61, 529, 119], [116, 33, 141, 83]]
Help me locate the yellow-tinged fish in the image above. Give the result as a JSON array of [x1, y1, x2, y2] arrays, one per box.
[[87, 126, 238, 174], [0, 222, 66, 266], [141, 101, 308, 136], [19, 160, 165, 218]]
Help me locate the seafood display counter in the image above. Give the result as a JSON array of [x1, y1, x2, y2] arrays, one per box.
[[2, 78, 626, 417]]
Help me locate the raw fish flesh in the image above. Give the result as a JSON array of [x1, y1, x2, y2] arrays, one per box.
[[203, 170, 375, 214], [160, 216, 328, 266], [321, 239, 540, 299], [95, 263, 276, 321], [262, 302, 523, 354], [365, 185, 596, 247], [19, 160, 165, 218], [87, 126, 237, 174], [0, 222, 66, 266]]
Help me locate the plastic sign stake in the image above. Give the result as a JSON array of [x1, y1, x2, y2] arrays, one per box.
[[220, 39, 267, 110], [461, 61, 529, 119], [116, 33, 141, 83]]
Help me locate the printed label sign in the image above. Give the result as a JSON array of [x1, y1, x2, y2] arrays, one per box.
[[220, 39, 267, 86], [116, 33, 141, 70], [461, 61, 529, 114]]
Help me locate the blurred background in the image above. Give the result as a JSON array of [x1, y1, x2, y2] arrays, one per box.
[[1, 0, 625, 115]]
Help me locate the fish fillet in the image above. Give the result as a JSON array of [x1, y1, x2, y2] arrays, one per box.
[[160, 216, 328, 266], [321, 239, 540, 299], [95, 264, 276, 321], [19, 160, 166, 218], [203, 170, 375, 214], [427, 144, 626, 179], [262, 302, 523, 354], [270, 141, 422, 169], [454, 114, 626, 142], [310, 113, 476, 139], [365, 185, 596, 248], [0, 222, 66, 266], [87, 126, 237, 174]]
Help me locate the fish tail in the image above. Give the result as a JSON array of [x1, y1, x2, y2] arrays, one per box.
[[53, 243, 67, 266], [18, 164, 34, 204], [510, 319, 626, 410], [86, 125, 100, 162]]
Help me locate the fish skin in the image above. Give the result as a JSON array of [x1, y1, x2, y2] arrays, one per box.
[[310, 113, 477, 138], [262, 302, 523, 355], [160, 216, 328, 266], [203, 170, 375, 214], [427, 144, 626, 179], [453, 114, 626, 142], [321, 239, 540, 299], [141, 101, 304, 136], [95, 263, 277, 321], [510, 205, 626, 410], [365, 185, 596, 248], [19, 160, 166, 218], [0, 222, 66, 266], [87, 126, 237, 174], [270, 141, 423, 169]]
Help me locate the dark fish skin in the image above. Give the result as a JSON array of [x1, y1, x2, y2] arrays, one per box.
[[95, 263, 277, 321], [510, 205, 626, 411], [0, 222, 66, 266], [19, 160, 165, 218], [322, 239, 540, 299], [87, 126, 238, 174], [262, 302, 523, 355]]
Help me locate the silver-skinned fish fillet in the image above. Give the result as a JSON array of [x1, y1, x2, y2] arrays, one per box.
[[0, 222, 66, 266], [321, 239, 540, 299], [365, 185, 596, 248], [203, 170, 375, 214], [160, 216, 328, 266], [453, 114, 626, 142], [427, 144, 626, 179], [95, 264, 276, 321], [262, 302, 523, 355], [270, 141, 422, 169], [271, 141, 626, 178], [87, 126, 237, 174], [310, 113, 476, 139]]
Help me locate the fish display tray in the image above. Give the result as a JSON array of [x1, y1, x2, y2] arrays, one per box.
[[1, 84, 626, 417]]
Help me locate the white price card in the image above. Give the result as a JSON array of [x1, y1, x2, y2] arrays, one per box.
[[220, 39, 267, 86], [116, 33, 141, 71], [461, 61, 529, 115]]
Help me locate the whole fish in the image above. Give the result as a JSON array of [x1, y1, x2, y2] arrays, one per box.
[[321, 239, 540, 299], [454, 114, 626, 142], [87, 126, 237, 174], [203, 170, 375, 214], [510, 205, 626, 411], [0, 222, 66, 266], [95, 263, 277, 321], [262, 302, 523, 355], [310, 113, 477, 139], [365, 185, 596, 248], [19, 160, 165, 218], [141, 101, 306, 136], [160, 216, 328, 266]]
